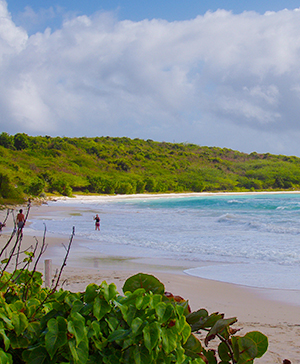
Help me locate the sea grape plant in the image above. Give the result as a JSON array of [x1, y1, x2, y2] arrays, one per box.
[[0, 270, 268, 364]]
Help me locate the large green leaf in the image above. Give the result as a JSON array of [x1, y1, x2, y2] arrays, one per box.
[[65, 292, 81, 309], [45, 317, 67, 360], [161, 326, 178, 355], [90, 320, 101, 338], [108, 283, 118, 301], [175, 303, 185, 317], [26, 347, 50, 364], [149, 294, 162, 310], [107, 328, 132, 342], [11, 300, 24, 312], [237, 336, 258, 362], [183, 334, 203, 359], [218, 341, 232, 362], [84, 283, 99, 303], [0, 327, 10, 351], [130, 317, 144, 335], [175, 316, 186, 334], [205, 317, 237, 345], [155, 301, 166, 320], [106, 316, 119, 332], [101, 281, 118, 301], [67, 312, 86, 347], [191, 313, 224, 332], [202, 348, 218, 364], [0, 312, 13, 330], [135, 294, 150, 310], [90, 321, 107, 350], [68, 338, 89, 364], [93, 296, 111, 320], [53, 289, 69, 302], [231, 336, 240, 362], [124, 304, 137, 326], [118, 289, 145, 306], [186, 309, 209, 325], [123, 273, 165, 295], [156, 302, 174, 324], [0, 349, 12, 364], [143, 322, 161, 352], [8, 334, 29, 349], [26, 298, 41, 317], [180, 321, 191, 344], [70, 299, 85, 315], [27, 321, 41, 339], [0, 321, 9, 348], [133, 344, 153, 364], [11, 312, 28, 336], [161, 303, 176, 323], [174, 346, 186, 364], [244, 331, 268, 358]]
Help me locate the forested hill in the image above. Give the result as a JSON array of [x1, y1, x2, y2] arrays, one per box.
[[0, 132, 300, 203]]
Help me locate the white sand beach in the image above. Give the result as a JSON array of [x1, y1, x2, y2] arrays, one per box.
[[0, 196, 299, 363]]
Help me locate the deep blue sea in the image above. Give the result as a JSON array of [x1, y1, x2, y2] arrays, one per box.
[[30, 193, 300, 292]]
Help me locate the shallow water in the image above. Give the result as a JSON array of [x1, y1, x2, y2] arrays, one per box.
[[30, 193, 300, 292]]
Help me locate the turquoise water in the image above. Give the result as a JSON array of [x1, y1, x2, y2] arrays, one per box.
[[31, 193, 300, 292]]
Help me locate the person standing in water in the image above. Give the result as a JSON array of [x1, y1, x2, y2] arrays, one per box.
[[94, 214, 100, 231]]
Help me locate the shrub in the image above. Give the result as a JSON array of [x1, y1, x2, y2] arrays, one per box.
[[26, 178, 45, 196], [0, 270, 268, 364], [0, 173, 23, 201], [0, 133, 14, 149], [49, 178, 72, 196], [14, 133, 30, 151], [0, 173, 13, 198], [115, 181, 136, 194]]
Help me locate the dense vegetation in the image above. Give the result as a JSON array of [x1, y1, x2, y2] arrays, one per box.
[[0, 267, 268, 364], [1, 132, 300, 203]]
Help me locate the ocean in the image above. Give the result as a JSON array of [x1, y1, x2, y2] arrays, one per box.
[[30, 193, 300, 293]]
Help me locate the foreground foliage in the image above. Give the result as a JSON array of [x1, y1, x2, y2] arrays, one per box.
[[0, 270, 268, 364], [1, 132, 300, 202]]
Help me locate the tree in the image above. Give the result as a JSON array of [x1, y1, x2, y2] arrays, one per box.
[[145, 177, 157, 192], [0, 132, 14, 149], [0, 173, 12, 198], [26, 177, 45, 196], [49, 178, 73, 196], [14, 133, 29, 150]]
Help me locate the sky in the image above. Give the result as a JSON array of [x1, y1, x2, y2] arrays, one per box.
[[2, 1, 300, 156]]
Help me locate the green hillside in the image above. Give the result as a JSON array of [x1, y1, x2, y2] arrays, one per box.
[[1, 132, 300, 203]]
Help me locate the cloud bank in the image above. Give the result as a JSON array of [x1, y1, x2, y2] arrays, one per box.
[[2, 1, 300, 155]]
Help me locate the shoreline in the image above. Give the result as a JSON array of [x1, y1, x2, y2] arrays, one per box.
[[53, 189, 300, 202], [2, 201, 300, 308], [4, 196, 300, 305], [37, 192, 300, 307]]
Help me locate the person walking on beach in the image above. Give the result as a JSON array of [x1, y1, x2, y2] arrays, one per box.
[[94, 214, 100, 231], [16, 209, 25, 233]]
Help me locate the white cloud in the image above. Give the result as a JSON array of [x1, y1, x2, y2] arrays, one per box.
[[2, 1, 300, 155], [0, 1, 27, 59]]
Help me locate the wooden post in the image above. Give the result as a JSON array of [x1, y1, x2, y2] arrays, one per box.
[[44, 259, 52, 288]]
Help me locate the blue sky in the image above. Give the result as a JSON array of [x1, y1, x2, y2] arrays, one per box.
[[3, 1, 300, 156], [9, 1, 300, 20], [8, 1, 300, 33]]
